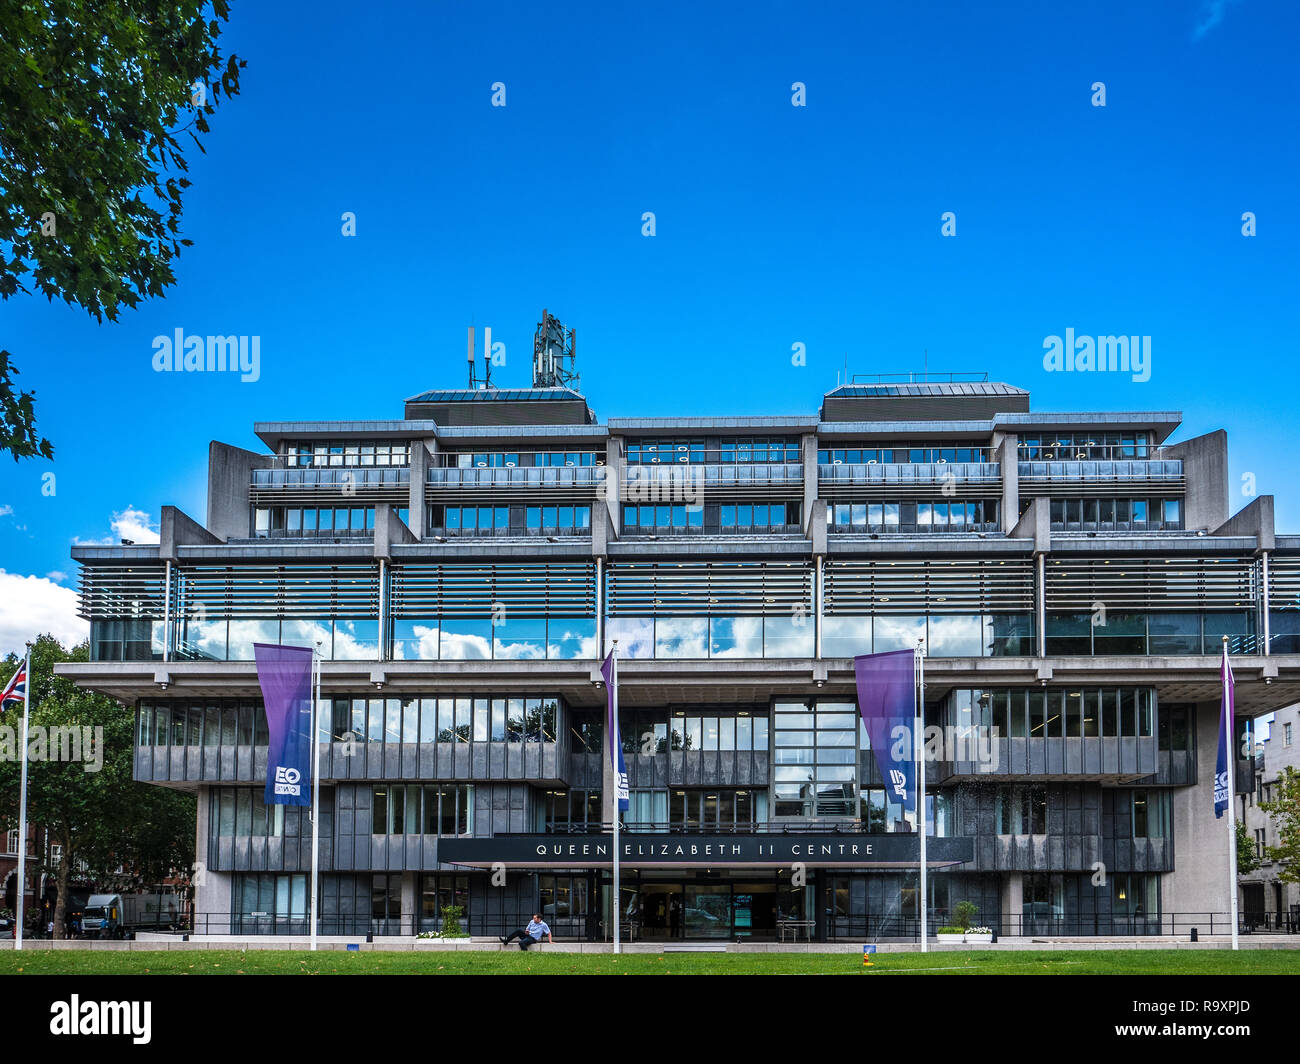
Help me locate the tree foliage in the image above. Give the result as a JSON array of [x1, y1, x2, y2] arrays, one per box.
[[0, 351, 54, 461], [0, 635, 195, 936], [1236, 818, 1260, 875], [0, 1, 246, 321], [1260, 766, 1300, 884]]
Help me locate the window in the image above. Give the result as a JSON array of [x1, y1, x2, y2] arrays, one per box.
[[373, 784, 473, 835], [1286, 723, 1294, 747], [773, 700, 857, 819], [419, 873, 470, 932]]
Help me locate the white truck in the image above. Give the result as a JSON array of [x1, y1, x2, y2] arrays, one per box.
[[80, 890, 185, 938]]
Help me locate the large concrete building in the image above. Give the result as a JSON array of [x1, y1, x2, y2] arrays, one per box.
[[59, 362, 1300, 941]]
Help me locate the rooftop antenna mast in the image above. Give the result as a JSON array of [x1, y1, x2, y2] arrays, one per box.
[[533, 308, 579, 390], [467, 325, 494, 390]]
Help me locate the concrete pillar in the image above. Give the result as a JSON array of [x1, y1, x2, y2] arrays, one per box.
[[801, 432, 818, 533], [407, 442, 428, 538], [604, 437, 623, 538], [1001, 873, 1022, 936], [401, 872, 417, 936], [995, 432, 1019, 533], [1166, 430, 1229, 532]]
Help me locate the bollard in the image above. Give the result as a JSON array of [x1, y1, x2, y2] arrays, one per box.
[[1190, 928, 1198, 942]]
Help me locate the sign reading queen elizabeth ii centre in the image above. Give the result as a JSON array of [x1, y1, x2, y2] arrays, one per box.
[[253, 643, 314, 807], [438, 834, 973, 867]]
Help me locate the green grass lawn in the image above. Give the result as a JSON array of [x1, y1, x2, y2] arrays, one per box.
[[1, 948, 1298, 975]]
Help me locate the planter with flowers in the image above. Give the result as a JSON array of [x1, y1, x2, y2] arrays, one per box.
[[936, 901, 990, 944]]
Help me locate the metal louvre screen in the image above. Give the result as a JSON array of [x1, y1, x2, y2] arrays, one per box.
[[1267, 556, 1300, 609], [606, 561, 811, 616], [173, 565, 380, 619], [1045, 556, 1257, 611], [824, 558, 1035, 614], [390, 563, 595, 617], [77, 565, 168, 620]]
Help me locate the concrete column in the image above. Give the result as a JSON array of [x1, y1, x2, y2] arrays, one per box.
[[407, 442, 428, 538], [401, 872, 417, 936], [1001, 873, 1022, 936], [801, 432, 819, 534], [1166, 430, 1229, 532], [603, 437, 623, 537], [995, 432, 1019, 533]]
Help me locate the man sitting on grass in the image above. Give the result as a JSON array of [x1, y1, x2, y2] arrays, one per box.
[[501, 914, 553, 951]]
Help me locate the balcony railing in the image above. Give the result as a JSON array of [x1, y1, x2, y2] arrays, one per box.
[[428, 466, 603, 489], [252, 467, 409, 489], [1018, 459, 1183, 482], [620, 523, 803, 538], [426, 525, 591, 540], [818, 461, 1000, 488]]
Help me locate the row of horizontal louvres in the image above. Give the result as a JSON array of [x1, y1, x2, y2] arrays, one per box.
[[82, 556, 1275, 619]]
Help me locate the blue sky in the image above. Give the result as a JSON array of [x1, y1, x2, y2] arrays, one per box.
[[1, 0, 1297, 652]]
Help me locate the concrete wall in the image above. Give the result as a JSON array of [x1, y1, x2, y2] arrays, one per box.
[[1166, 430, 1229, 532], [1164, 699, 1231, 920], [207, 441, 275, 541]]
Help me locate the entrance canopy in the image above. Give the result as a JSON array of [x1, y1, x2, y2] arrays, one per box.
[[439, 833, 973, 870]]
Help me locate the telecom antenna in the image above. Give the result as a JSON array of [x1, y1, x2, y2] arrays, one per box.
[[467, 326, 493, 389], [533, 308, 579, 390]]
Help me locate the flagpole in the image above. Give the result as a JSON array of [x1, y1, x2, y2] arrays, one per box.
[[310, 640, 322, 952], [15, 642, 31, 951], [916, 641, 927, 954], [1223, 636, 1238, 951], [611, 640, 620, 956]]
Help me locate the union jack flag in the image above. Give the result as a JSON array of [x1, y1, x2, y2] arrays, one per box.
[[0, 666, 26, 715]]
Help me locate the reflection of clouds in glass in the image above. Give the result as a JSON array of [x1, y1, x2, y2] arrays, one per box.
[[926, 615, 980, 657], [334, 621, 379, 660], [495, 638, 546, 660], [655, 618, 708, 659], [441, 631, 491, 660], [711, 617, 763, 658], [546, 622, 598, 659], [281, 619, 331, 652], [184, 619, 229, 659], [872, 616, 926, 652], [392, 624, 439, 661], [820, 616, 871, 656], [226, 619, 279, 659], [607, 617, 653, 659], [764, 617, 814, 657]]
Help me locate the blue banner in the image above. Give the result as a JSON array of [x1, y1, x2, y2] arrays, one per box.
[[854, 649, 918, 816], [254, 643, 314, 807], [1214, 644, 1235, 819]]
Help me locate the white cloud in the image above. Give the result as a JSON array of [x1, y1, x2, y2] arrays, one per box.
[[0, 505, 13, 518], [74, 505, 161, 546], [1193, 0, 1242, 39], [45, 570, 69, 584], [0, 570, 88, 657]]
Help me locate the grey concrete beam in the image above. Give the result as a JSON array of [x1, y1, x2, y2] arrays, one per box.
[[160, 506, 220, 561], [374, 505, 417, 559], [1011, 496, 1051, 553], [1214, 494, 1274, 551], [407, 442, 428, 538]]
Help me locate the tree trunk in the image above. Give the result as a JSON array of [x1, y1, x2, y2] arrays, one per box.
[[52, 832, 71, 941]]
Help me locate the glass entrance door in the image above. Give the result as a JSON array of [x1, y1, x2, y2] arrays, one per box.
[[683, 882, 731, 938]]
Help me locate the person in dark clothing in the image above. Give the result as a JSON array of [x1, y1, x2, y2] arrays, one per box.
[[501, 914, 552, 950]]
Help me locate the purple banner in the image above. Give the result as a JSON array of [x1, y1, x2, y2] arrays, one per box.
[[601, 652, 629, 811], [254, 643, 314, 807], [854, 649, 917, 816]]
